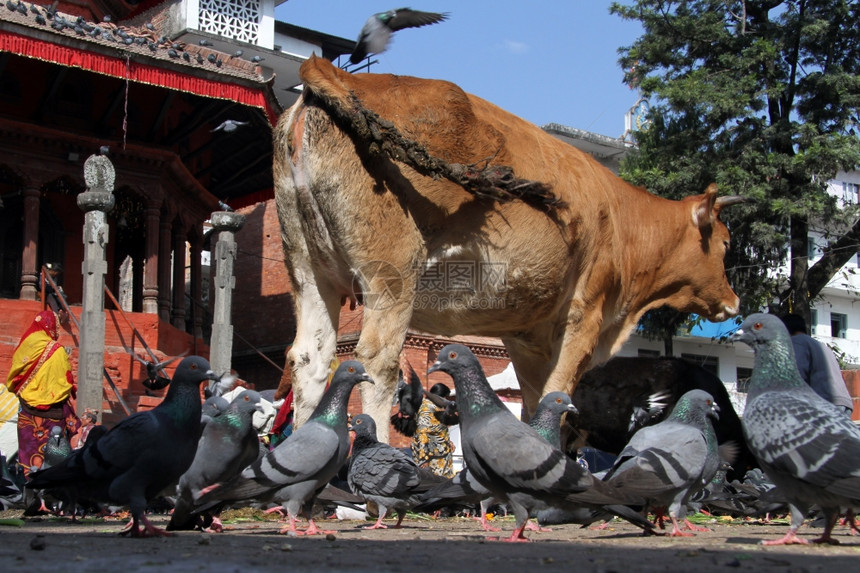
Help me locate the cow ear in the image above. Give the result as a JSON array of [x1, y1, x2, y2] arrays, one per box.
[[693, 183, 719, 230]]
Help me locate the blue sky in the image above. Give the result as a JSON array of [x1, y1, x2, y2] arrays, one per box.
[[274, 1, 644, 139]]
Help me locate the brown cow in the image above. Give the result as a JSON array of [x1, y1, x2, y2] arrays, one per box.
[[274, 55, 740, 442]]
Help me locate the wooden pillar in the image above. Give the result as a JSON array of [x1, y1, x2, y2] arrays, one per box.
[[19, 185, 40, 300], [142, 201, 160, 314], [157, 213, 172, 321], [171, 226, 186, 330]]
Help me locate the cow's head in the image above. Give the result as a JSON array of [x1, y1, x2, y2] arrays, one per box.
[[671, 184, 742, 321]]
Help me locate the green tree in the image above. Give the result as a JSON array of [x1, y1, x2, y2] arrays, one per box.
[[611, 0, 860, 332]]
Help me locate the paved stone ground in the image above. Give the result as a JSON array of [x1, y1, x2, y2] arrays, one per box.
[[2, 511, 860, 572]]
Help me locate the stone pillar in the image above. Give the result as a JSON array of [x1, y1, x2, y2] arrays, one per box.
[[157, 215, 172, 321], [19, 186, 40, 300], [208, 211, 245, 377], [142, 201, 160, 314], [189, 232, 203, 339], [171, 227, 186, 330], [76, 155, 115, 420]]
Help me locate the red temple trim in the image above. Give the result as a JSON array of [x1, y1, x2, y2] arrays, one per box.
[[0, 30, 279, 125]]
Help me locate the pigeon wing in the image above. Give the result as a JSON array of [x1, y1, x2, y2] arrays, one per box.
[[745, 391, 860, 497], [386, 8, 448, 31]]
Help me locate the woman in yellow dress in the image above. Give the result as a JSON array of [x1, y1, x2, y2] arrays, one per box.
[[5, 310, 80, 476]]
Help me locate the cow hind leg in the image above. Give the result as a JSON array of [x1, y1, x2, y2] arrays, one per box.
[[287, 278, 343, 430]]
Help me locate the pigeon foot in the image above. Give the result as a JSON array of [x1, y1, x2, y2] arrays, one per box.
[[762, 530, 808, 546]]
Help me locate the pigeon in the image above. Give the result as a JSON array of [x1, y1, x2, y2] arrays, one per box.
[[42, 426, 72, 470], [27, 356, 218, 537], [217, 199, 234, 212], [529, 391, 578, 448], [122, 346, 187, 392], [627, 390, 671, 435], [419, 391, 579, 532], [201, 395, 230, 423], [199, 38, 213, 46], [207, 53, 217, 64], [390, 368, 424, 437], [566, 356, 755, 482], [349, 7, 449, 64], [211, 119, 249, 133], [347, 413, 444, 529], [251, 55, 264, 63], [731, 313, 860, 545], [600, 389, 725, 537], [428, 344, 634, 542], [230, 49, 243, 59], [168, 390, 264, 532], [194, 361, 372, 535]]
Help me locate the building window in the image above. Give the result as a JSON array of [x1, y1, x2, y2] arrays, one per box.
[[736, 367, 752, 393], [843, 182, 860, 205], [807, 238, 818, 259], [810, 309, 818, 335], [831, 313, 847, 338], [681, 353, 719, 377]]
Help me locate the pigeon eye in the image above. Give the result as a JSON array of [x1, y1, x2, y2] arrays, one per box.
[[555, 398, 562, 404], [449, 351, 458, 359], [753, 322, 763, 330], [190, 363, 198, 370], [348, 366, 355, 373], [243, 396, 250, 402]]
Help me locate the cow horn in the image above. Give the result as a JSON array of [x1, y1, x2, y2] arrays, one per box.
[[715, 195, 749, 208]]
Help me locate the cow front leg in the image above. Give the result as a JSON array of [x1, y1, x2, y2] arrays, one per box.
[[354, 301, 413, 444]]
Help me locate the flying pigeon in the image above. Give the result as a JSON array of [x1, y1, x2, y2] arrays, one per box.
[[428, 344, 637, 541], [122, 345, 187, 392], [211, 119, 249, 133], [347, 413, 444, 529], [600, 389, 725, 537], [349, 8, 449, 64], [731, 313, 860, 545], [27, 356, 219, 537], [194, 361, 372, 535], [168, 390, 264, 532], [390, 368, 424, 437]]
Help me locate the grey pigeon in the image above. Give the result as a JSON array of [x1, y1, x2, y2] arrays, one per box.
[[600, 389, 724, 537], [421, 391, 578, 532], [349, 7, 449, 64], [168, 390, 264, 532], [42, 426, 72, 470], [211, 119, 249, 133], [390, 368, 424, 437], [347, 413, 444, 528], [428, 344, 632, 541], [27, 356, 218, 537], [731, 313, 860, 545], [194, 361, 372, 535], [201, 394, 229, 422]]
